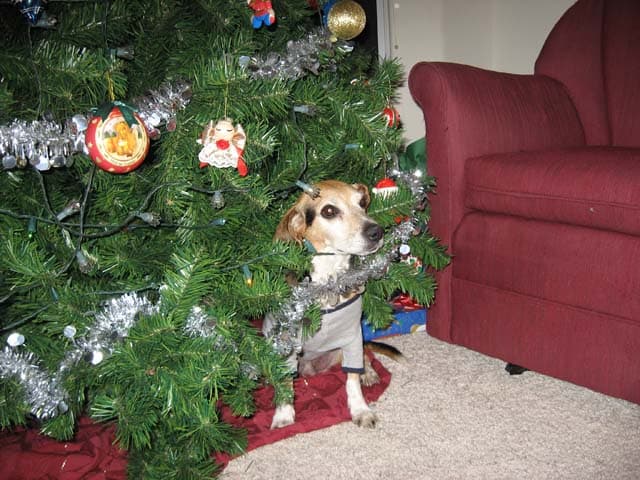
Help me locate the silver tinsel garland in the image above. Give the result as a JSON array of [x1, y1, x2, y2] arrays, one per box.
[[0, 117, 83, 171], [184, 305, 217, 338], [0, 347, 68, 420], [183, 305, 235, 352], [1, 28, 339, 172], [184, 306, 258, 379], [240, 27, 352, 80], [0, 292, 158, 420], [58, 292, 159, 373], [131, 80, 192, 140], [0, 80, 191, 172], [265, 171, 426, 356], [0, 171, 426, 419]]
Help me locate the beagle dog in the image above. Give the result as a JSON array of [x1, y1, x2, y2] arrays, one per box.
[[264, 180, 386, 429]]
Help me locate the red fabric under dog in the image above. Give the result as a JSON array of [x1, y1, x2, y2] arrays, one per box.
[[215, 350, 391, 468], [0, 353, 390, 479]]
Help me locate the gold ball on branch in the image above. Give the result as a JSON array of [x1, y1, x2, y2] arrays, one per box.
[[327, 0, 366, 41]]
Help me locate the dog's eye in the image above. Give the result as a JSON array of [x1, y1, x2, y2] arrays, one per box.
[[321, 205, 339, 219]]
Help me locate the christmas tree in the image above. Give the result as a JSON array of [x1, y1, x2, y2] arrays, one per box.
[[0, 0, 449, 477]]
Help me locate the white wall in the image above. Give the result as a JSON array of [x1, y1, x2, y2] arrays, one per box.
[[379, 0, 576, 143]]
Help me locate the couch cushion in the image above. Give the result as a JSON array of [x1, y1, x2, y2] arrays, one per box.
[[452, 212, 640, 324], [465, 147, 640, 235]]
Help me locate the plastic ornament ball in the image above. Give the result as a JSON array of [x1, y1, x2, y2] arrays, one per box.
[[327, 0, 366, 40], [7, 332, 25, 347], [91, 350, 104, 365], [63, 325, 77, 339], [85, 106, 150, 174], [383, 106, 401, 128], [16, 0, 44, 25]]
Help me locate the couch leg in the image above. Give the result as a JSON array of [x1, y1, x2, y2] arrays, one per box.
[[505, 363, 529, 375]]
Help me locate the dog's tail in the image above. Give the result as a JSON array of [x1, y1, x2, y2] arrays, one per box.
[[365, 341, 406, 363]]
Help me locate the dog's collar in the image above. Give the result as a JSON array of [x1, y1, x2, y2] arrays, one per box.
[[303, 239, 359, 257], [303, 239, 317, 253], [319, 293, 362, 314], [304, 239, 332, 255], [316, 283, 365, 311]]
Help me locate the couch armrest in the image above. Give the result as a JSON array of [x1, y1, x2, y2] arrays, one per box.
[[409, 61, 585, 235], [408, 62, 585, 341]]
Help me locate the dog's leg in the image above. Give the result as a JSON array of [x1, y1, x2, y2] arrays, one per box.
[[271, 403, 295, 429], [270, 378, 295, 429], [346, 372, 377, 428], [360, 354, 380, 387], [270, 354, 297, 429]]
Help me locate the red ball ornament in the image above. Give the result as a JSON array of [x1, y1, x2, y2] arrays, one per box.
[[382, 106, 401, 128], [85, 105, 150, 174]]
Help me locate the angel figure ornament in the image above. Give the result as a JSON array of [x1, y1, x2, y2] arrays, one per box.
[[197, 119, 248, 176]]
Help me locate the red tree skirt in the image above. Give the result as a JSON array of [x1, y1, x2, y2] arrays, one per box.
[[215, 352, 391, 468], [0, 354, 390, 479], [0, 416, 128, 480]]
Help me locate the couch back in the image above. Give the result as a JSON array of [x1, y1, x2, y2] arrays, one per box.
[[535, 0, 640, 147]]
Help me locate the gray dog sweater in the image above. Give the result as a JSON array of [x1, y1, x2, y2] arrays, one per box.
[[300, 294, 365, 374], [263, 294, 365, 374]]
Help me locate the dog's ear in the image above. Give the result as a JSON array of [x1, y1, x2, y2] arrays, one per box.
[[274, 206, 306, 244], [352, 183, 371, 210]]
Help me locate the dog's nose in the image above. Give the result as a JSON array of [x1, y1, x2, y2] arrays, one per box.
[[365, 223, 384, 242]]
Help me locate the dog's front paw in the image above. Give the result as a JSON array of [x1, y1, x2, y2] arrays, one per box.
[[352, 408, 378, 428], [271, 403, 295, 429]]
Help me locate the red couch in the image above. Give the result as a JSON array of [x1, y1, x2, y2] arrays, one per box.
[[408, 0, 640, 404]]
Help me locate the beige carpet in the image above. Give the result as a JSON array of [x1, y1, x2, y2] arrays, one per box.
[[222, 332, 640, 479]]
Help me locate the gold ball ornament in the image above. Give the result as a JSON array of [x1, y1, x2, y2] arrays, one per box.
[[327, 0, 366, 41]]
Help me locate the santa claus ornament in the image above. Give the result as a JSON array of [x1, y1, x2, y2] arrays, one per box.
[[85, 102, 150, 174], [372, 177, 398, 197], [248, 0, 276, 29], [197, 119, 248, 176], [373, 177, 412, 224]]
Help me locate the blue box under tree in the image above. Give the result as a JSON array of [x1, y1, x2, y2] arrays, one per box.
[[362, 309, 427, 341]]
